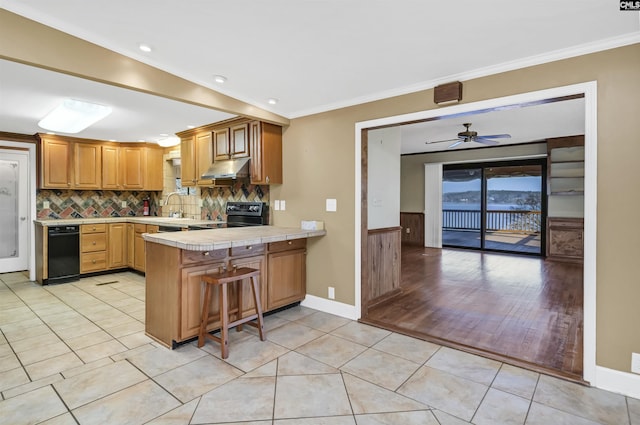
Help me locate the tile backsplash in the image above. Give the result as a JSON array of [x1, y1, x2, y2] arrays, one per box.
[[200, 183, 269, 221], [37, 190, 163, 219]]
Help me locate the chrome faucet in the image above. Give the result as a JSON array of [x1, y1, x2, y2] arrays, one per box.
[[164, 192, 183, 218]]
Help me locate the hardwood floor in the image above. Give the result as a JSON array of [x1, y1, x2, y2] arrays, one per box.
[[363, 245, 584, 381]]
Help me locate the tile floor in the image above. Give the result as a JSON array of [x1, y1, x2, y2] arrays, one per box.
[[0, 271, 638, 425]]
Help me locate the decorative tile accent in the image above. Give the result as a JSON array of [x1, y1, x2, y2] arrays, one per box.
[[37, 190, 163, 219], [200, 183, 269, 221]]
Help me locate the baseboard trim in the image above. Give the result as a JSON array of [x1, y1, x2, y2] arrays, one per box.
[[595, 366, 640, 399], [301, 295, 359, 320]]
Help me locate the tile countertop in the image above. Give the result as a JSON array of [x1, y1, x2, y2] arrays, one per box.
[[34, 217, 225, 229], [142, 226, 327, 251]]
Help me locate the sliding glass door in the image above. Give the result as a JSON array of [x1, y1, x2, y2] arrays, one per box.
[[442, 160, 545, 255]]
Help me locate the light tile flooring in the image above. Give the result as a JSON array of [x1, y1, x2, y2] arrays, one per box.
[[1, 271, 638, 425]]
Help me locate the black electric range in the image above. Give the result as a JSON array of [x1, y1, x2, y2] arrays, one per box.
[[188, 201, 268, 230]]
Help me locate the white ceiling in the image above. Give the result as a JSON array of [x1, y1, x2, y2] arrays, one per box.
[[1, 1, 638, 148]]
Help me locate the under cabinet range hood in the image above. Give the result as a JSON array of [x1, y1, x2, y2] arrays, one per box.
[[201, 157, 250, 180]]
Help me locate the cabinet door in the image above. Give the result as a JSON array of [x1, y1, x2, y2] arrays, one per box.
[[230, 123, 249, 158], [195, 132, 214, 186], [145, 147, 164, 191], [126, 223, 135, 268], [120, 147, 145, 189], [229, 255, 266, 317], [74, 143, 102, 189], [102, 146, 120, 190], [108, 223, 127, 269], [267, 249, 306, 310], [213, 128, 230, 161], [180, 261, 227, 340], [134, 234, 145, 272], [249, 121, 263, 183], [180, 136, 196, 186], [249, 121, 282, 185], [41, 138, 72, 188]]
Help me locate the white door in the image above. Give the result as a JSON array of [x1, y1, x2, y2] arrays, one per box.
[[0, 150, 29, 272]]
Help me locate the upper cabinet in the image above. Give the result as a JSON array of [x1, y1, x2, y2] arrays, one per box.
[[38, 134, 163, 191], [177, 118, 282, 186], [250, 121, 282, 185]]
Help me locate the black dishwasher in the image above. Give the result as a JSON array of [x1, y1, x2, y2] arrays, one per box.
[[46, 225, 80, 284]]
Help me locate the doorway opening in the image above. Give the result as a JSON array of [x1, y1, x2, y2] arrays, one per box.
[[442, 159, 546, 256]]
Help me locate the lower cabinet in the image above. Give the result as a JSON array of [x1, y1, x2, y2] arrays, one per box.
[[126, 223, 135, 268], [133, 224, 158, 272], [107, 223, 127, 269], [547, 217, 584, 262], [80, 224, 107, 273], [267, 239, 307, 310], [145, 239, 306, 348]]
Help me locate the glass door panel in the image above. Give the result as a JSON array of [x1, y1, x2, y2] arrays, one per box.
[[484, 165, 542, 254], [442, 168, 482, 249]]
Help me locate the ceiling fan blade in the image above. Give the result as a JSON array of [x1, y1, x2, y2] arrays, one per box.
[[425, 138, 461, 145], [479, 134, 511, 139], [448, 140, 463, 148], [475, 138, 499, 146]]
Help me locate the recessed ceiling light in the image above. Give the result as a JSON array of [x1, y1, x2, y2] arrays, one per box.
[[38, 99, 112, 133], [268, 98, 278, 105], [187, 125, 195, 129], [139, 43, 152, 53], [213, 75, 227, 84], [159, 133, 169, 137], [109, 139, 116, 142], [138, 139, 146, 142], [157, 136, 181, 147]]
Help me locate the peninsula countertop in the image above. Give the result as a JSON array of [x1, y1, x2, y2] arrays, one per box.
[[142, 226, 326, 251]]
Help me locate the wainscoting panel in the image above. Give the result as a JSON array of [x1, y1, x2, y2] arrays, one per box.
[[400, 212, 424, 245]]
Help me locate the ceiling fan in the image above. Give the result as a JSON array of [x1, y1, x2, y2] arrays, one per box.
[[425, 122, 511, 148]]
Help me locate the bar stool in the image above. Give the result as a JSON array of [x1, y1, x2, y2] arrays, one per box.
[[197, 267, 265, 359]]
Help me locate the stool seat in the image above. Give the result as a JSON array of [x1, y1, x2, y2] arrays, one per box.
[[197, 267, 265, 359]]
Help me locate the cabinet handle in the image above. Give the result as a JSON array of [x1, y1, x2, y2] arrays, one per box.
[[67, 182, 71, 186], [92, 241, 96, 245], [266, 176, 270, 184], [247, 246, 252, 250], [203, 251, 209, 256], [288, 241, 292, 245], [92, 226, 96, 231], [92, 260, 96, 264]]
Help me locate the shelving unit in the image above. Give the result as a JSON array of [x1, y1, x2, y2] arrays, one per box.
[[546, 135, 585, 262]]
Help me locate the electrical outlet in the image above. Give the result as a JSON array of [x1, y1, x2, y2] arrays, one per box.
[[326, 198, 337, 212], [280, 200, 286, 211], [198, 199, 203, 207], [405, 227, 411, 234], [121, 201, 127, 208], [274, 200, 280, 211], [632, 353, 640, 374], [328, 286, 335, 300], [43, 201, 50, 209]]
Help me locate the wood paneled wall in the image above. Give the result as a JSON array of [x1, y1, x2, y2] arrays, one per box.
[[400, 212, 424, 245], [364, 227, 402, 312]]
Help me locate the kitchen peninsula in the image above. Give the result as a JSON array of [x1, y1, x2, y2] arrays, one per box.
[[142, 226, 325, 348]]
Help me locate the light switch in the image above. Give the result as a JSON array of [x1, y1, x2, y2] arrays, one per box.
[[280, 200, 286, 211], [121, 201, 127, 208], [326, 198, 337, 212], [43, 201, 50, 209], [274, 200, 280, 211]]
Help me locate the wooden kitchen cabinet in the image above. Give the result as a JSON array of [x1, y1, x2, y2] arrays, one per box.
[[120, 146, 145, 190], [126, 223, 135, 268], [108, 222, 127, 269], [80, 224, 107, 273], [230, 123, 250, 158], [39, 136, 72, 188], [547, 217, 584, 263], [267, 239, 306, 310], [250, 121, 282, 185], [102, 145, 121, 190], [145, 147, 164, 191], [145, 238, 307, 348], [180, 135, 197, 186], [195, 131, 214, 186], [73, 143, 102, 189], [213, 128, 231, 161]]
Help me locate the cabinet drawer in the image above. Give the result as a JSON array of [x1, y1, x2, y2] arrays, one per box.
[[268, 238, 306, 253], [81, 251, 107, 273], [182, 249, 228, 265], [81, 233, 107, 252], [134, 223, 147, 233], [81, 223, 106, 234], [230, 244, 264, 258]]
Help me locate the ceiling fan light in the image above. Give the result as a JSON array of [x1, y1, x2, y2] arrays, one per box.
[[38, 99, 112, 133]]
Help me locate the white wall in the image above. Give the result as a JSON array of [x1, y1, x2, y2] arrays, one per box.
[[367, 127, 401, 229]]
